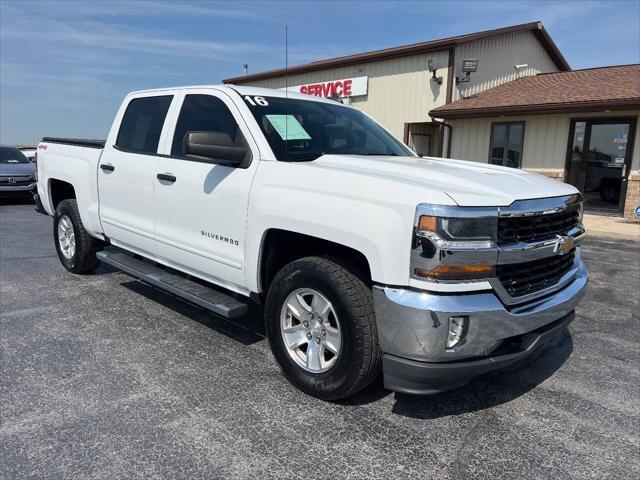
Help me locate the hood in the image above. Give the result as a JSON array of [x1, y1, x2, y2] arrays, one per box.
[[309, 155, 577, 207], [0, 162, 35, 177]]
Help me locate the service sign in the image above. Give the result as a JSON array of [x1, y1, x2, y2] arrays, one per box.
[[281, 76, 368, 98]]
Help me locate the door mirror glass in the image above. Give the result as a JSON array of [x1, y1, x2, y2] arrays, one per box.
[[184, 131, 249, 166]]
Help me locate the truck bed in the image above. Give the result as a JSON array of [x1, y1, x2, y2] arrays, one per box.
[[37, 137, 105, 237]]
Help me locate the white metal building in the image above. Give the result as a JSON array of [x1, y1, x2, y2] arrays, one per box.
[[224, 22, 640, 219], [224, 22, 568, 157]]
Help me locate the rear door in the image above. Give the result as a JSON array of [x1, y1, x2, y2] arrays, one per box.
[[153, 90, 259, 291], [98, 94, 173, 255]]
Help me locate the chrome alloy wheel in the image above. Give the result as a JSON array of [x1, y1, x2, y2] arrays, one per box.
[[57, 215, 76, 260], [280, 288, 342, 373]]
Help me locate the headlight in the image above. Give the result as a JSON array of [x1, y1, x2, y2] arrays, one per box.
[[411, 206, 498, 281], [417, 215, 496, 248]]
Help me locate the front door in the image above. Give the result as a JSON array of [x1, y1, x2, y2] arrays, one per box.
[[98, 94, 174, 254], [566, 118, 637, 214], [153, 91, 258, 291]]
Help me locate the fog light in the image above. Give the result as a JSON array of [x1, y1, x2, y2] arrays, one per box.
[[447, 316, 468, 348]]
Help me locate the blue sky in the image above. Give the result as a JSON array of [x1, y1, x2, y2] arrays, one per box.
[[1, 0, 639, 144]]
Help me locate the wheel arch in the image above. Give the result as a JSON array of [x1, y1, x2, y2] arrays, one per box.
[[257, 228, 373, 295], [48, 178, 76, 210]]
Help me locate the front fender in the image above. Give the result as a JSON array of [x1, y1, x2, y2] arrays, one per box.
[[244, 183, 415, 293]]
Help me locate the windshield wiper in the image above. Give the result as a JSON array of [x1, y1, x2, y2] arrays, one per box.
[[286, 153, 324, 162], [355, 152, 399, 156]]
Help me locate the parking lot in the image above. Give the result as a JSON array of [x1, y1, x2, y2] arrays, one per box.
[[1, 200, 638, 479]]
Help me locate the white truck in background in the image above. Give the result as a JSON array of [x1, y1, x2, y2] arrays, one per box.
[[36, 85, 587, 399]]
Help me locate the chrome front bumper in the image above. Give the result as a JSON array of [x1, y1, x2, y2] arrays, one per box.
[[0, 182, 37, 193], [373, 256, 587, 393]]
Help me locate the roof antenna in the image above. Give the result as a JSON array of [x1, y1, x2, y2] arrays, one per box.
[[285, 25, 289, 95], [285, 25, 288, 163]]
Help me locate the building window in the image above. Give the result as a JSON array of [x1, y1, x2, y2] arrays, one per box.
[[489, 122, 525, 168]]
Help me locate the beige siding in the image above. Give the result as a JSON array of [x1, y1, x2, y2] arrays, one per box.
[[452, 30, 559, 101], [234, 50, 450, 139], [449, 111, 640, 171], [449, 117, 485, 161], [237, 29, 561, 142]]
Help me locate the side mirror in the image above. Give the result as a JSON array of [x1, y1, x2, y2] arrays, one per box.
[[184, 131, 249, 166]]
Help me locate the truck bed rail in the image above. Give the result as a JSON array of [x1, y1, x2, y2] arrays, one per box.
[[41, 137, 106, 149]]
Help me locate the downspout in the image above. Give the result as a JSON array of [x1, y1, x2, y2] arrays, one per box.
[[434, 47, 454, 158], [430, 118, 453, 158]]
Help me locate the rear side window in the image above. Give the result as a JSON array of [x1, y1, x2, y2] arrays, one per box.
[[171, 94, 250, 161], [116, 95, 173, 154]]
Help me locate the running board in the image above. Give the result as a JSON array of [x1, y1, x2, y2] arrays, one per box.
[[96, 249, 248, 318]]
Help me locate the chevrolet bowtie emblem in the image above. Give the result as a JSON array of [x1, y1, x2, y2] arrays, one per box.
[[553, 235, 574, 255]]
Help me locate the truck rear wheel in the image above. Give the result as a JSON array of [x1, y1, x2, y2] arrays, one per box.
[[53, 199, 101, 274], [265, 256, 381, 400]]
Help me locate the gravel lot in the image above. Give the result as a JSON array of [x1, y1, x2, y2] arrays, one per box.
[[1, 201, 639, 479]]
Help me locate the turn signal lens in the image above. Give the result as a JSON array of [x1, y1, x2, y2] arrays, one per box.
[[414, 264, 494, 280], [418, 215, 437, 232], [447, 316, 468, 348]]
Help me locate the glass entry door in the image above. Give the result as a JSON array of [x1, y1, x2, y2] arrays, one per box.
[[566, 118, 636, 214]]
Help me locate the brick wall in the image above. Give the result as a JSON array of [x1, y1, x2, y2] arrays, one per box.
[[623, 172, 640, 223]]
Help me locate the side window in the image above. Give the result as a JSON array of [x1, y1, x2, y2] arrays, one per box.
[[172, 94, 251, 164], [116, 95, 173, 154]]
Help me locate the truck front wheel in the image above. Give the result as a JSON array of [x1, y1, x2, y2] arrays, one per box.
[[53, 199, 101, 274], [265, 256, 381, 400]]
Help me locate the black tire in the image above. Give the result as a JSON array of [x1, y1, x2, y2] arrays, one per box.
[[53, 199, 101, 274], [600, 185, 618, 204], [265, 256, 381, 400]]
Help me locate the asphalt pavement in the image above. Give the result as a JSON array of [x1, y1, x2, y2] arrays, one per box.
[[1, 200, 639, 479]]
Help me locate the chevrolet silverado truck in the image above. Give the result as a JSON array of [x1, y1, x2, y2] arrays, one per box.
[[36, 86, 587, 400]]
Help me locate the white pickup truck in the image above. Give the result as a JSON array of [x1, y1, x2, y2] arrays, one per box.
[[36, 85, 587, 399]]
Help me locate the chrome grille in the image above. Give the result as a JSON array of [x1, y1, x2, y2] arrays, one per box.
[[498, 209, 580, 245], [0, 175, 34, 187], [496, 249, 576, 298]]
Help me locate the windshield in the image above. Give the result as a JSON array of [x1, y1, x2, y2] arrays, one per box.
[[241, 95, 415, 161], [0, 147, 29, 164]]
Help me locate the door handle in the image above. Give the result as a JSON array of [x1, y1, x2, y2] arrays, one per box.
[[100, 163, 115, 172], [157, 173, 176, 183]]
